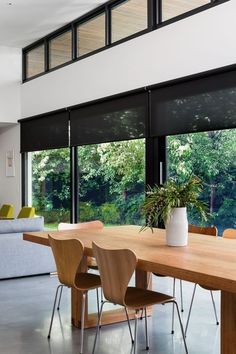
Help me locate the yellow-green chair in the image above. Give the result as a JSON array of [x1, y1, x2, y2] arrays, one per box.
[[17, 206, 35, 219], [0, 204, 14, 219]]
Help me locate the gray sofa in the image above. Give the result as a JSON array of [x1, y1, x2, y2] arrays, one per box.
[[0, 217, 55, 279]]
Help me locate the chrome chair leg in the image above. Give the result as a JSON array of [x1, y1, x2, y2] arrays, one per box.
[[172, 301, 188, 354], [100, 288, 103, 303], [171, 278, 176, 334], [185, 283, 197, 337], [48, 284, 63, 339], [144, 308, 149, 350], [124, 307, 134, 344], [57, 285, 64, 310], [210, 290, 219, 325], [96, 288, 100, 317], [92, 301, 106, 354], [134, 310, 139, 354], [180, 280, 184, 312], [80, 292, 86, 354]]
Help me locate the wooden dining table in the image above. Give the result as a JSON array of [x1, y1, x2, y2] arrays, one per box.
[[23, 225, 236, 354]]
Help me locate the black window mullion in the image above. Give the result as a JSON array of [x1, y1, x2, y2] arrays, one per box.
[[106, 5, 111, 45], [21, 153, 28, 207], [156, 0, 162, 24], [44, 39, 49, 72], [72, 23, 77, 59], [22, 52, 27, 82], [70, 146, 78, 223], [148, 0, 157, 30]]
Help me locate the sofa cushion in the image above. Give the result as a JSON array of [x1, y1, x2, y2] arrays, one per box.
[[0, 216, 44, 234]]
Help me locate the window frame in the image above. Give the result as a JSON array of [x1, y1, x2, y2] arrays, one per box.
[[48, 26, 74, 71], [22, 0, 229, 83], [24, 41, 46, 81], [76, 10, 107, 59]]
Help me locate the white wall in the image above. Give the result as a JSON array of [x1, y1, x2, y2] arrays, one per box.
[[21, 0, 236, 118], [0, 125, 21, 216], [0, 46, 21, 123]]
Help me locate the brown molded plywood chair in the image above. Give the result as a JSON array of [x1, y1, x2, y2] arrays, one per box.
[[48, 235, 101, 354], [185, 224, 219, 336], [222, 228, 236, 239], [56, 221, 104, 309], [58, 220, 104, 269], [92, 242, 188, 354]]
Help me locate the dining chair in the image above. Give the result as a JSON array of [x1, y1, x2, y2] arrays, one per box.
[[0, 204, 14, 219], [92, 242, 188, 354], [222, 228, 236, 239], [48, 235, 101, 354], [17, 206, 35, 218], [58, 221, 103, 269], [185, 224, 219, 336], [56, 221, 104, 309]]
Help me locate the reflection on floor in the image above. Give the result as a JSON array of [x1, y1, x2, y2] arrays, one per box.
[[0, 274, 220, 354]]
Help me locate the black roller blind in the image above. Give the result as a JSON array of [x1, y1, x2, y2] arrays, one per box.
[[20, 110, 69, 152], [70, 91, 148, 146], [150, 70, 236, 136]]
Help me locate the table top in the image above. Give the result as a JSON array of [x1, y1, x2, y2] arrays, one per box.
[[23, 225, 236, 294]]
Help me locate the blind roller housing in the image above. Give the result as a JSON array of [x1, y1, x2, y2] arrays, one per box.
[[151, 70, 236, 136], [70, 92, 148, 146], [20, 110, 69, 152]]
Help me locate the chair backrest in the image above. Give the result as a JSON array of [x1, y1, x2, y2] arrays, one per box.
[[222, 229, 236, 239], [48, 235, 84, 287], [92, 242, 137, 306], [0, 204, 14, 218], [58, 220, 104, 231], [17, 206, 35, 219], [188, 224, 218, 236]]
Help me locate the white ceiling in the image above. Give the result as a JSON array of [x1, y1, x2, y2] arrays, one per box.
[[0, 0, 107, 48]]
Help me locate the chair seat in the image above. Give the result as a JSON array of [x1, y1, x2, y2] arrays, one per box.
[[199, 284, 218, 291], [125, 287, 174, 309], [75, 273, 101, 291]]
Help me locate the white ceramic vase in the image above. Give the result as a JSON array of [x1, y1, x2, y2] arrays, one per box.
[[165, 207, 188, 247]]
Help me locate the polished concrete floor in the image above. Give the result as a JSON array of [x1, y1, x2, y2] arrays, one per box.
[[0, 274, 220, 354]]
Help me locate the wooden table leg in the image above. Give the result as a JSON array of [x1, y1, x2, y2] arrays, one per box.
[[221, 291, 236, 354], [135, 269, 152, 290], [71, 265, 152, 328], [135, 269, 152, 317]]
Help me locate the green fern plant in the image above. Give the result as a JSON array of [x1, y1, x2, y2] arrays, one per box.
[[141, 176, 207, 232]]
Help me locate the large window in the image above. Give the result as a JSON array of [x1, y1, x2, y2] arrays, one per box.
[[49, 30, 72, 69], [111, 0, 148, 43], [22, 65, 236, 234], [25, 44, 45, 79], [77, 13, 106, 57], [78, 139, 145, 225], [29, 148, 70, 229], [167, 129, 236, 234]]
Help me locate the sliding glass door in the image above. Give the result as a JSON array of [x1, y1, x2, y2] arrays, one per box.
[[167, 129, 236, 234], [77, 139, 145, 225]]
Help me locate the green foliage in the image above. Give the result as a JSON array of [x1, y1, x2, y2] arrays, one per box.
[[100, 203, 120, 224], [168, 130, 236, 233], [141, 176, 207, 231], [38, 209, 70, 224], [31, 130, 235, 233], [79, 202, 97, 222]]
